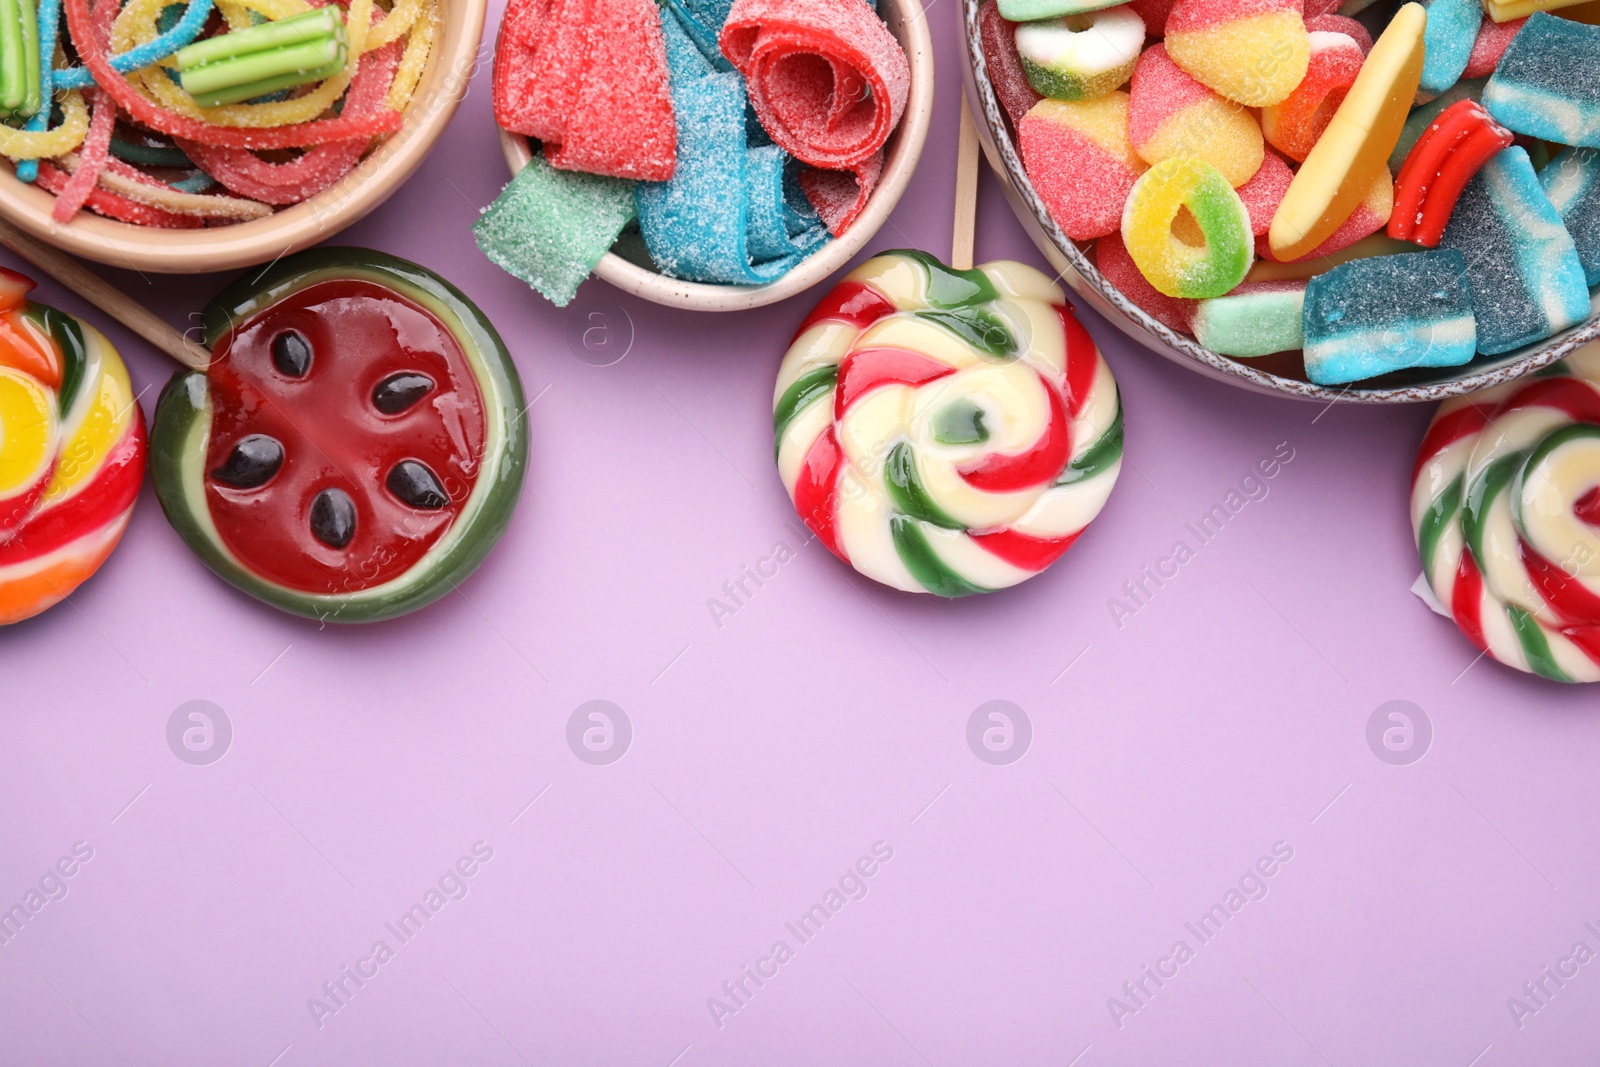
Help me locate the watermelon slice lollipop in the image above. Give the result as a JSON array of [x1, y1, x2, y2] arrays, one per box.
[[150, 249, 528, 623]]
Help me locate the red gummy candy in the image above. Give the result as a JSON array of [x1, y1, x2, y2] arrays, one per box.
[[34, 162, 204, 228], [1463, 15, 1526, 79], [1389, 98, 1513, 247], [978, 0, 1040, 125], [54, 89, 118, 223], [800, 151, 883, 235], [493, 0, 677, 182], [1128, 0, 1181, 36], [1097, 232, 1197, 333], [1236, 149, 1293, 234], [1305, 13, 1371, 51], [721, 0, 910, 170]]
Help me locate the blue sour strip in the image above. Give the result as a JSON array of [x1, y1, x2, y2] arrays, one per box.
[[52, 0, 215, 90], [15, 0, 62, 183]]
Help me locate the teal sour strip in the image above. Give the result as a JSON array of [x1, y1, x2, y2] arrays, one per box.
[[1055, 401, 1123, 486], [772, 365, 837, 458], [1416, 472, 1462, 582], [13, 0, 57, 181], [890, 516, 989, 598], [1506, 604, 1571, 683], [884, 441, 962, 530], [53, 0, 215, 89], [109, 136, 194, 168]]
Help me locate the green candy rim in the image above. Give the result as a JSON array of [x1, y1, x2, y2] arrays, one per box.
[[151, 247, 529, 624]]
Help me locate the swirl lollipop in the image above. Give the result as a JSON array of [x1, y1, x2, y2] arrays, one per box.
[[0, 267, 145, 624], [1411, 341, 1600, 683], [774, 250, 1123, 596]]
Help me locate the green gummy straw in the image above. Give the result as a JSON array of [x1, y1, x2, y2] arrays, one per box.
[[180, 36, 343, 96], [188, 54, 346, 107], [1, 0, 26, 117], [17, 0, 40, 117], [173, 7, 341, 70]]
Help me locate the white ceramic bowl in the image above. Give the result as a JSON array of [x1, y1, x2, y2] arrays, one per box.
[[497, 0, 934, 311], [0, 0, 487, 274], [959, 0, 1600, 403]]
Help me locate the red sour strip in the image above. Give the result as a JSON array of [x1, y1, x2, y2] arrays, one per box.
[[791, 280, 895, 340], [970, 526, 1080, 571], [792, 426, 846, 561], [1389, 99, 1511, 246], [54, 90, 119, 223], [179, 38, 402, 204], [799, 151, 884, 236], [34, 162, 204, 227], [64, 0, 404, 150], [833, 347, 953, 420]]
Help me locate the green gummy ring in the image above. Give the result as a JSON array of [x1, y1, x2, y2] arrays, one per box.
[[151, 247, 529, 623]]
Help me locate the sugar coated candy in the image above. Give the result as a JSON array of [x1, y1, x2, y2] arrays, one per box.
[[1302, 250, 1477, 384], [1389, 99, 1513, 247], [774, 251, 1123, 596], [1305, 14, 1371, 50], [1410, 344, 1600, 684], [1262, 166, 1392, 261], [1417, 0, 1482, 101], [1389, 77, 1486, 171], [1191, 281, 1306, 356], [1236, 148, 1294, 232], [1095, 231, 1198, 331], [1270, 2, 1426, 260], [0, 271, 145, 625], [997, 0, 1127, 22], [1122, 156, 1255, 298], [1163, 0, 1311, 107], [1462, 16, 1526, 78], [492, 0, 678, 182], [1015, 6, 1146, 102], [1128, 0, 1180, 34], [1483, 0, 1598, 23], [1439, 146, 1591, 354], [1129, 44, 1264, 187], [979, 0, 1043, 123], [150, 249, 529, 623], [1261, 30, 1365, 161], [1540, 147, 1600, 285], [1483, 12, 1600, 147], [474, 151, 637, 307], [1020, 94, 1146, 240]]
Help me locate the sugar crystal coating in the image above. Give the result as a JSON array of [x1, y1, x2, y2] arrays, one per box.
[[1129, 44, 1264, 186], [1020, 94, 1146, 240], [1439, 146, 1590, 354], [1303, 250, 1477, 384], [1164, 0, 1311, 107], [1418, 0, 1482, 101], [1095, 231, 1198, 330], [979, 0, 1043, 123], [1539, 146, 1600, 285], [1484, 12, 1600, 146], [1122, 156, 1255, 297], [1262, 30, 1365, 161], [1462, 15, 1526, 78], [1016, 6, 1145, 102], [1192, 281, 1306, 356]]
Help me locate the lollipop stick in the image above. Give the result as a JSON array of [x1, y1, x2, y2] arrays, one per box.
[[0, 216, 211, 371], [951, 94, 981, 271]]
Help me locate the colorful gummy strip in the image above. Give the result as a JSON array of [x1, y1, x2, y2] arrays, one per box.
[[51, 0, 213, 89], [174, 7, 348, 109], [1389, 99, 1513, 247]]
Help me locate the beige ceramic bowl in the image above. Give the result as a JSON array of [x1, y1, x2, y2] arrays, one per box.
[[0, 0, 487, 274], [960, 0, 1600, 403], [496, 0, 934, 311]]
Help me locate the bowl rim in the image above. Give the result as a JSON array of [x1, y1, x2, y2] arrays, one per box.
[[958, 0, 1600, 404], [0, 0, 488, 275], [494, 0, 935, 312]]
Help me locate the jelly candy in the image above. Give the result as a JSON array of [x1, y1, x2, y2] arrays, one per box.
[[1389, 99, 1514, 246], [1439, 146, 1590, 354], [1417, 0, 1482, 101], [1164, 0, 1311, 107], [1462, 16, 1526, 78], [1129, 44, 1264, 186], [1019, 94, 1145, 240], [1540, 147, 1600, 284], [1121, 156, 1255, 298], [1261, 29, 1364, 161], [1302, 250, 1477, 384], [1015, 6, 1145, 102], [979, 0, 1042, 123], [1483, 12, 1600, 147], [1191, 281, 1306, 356], [1096, 230, 1198, 331]]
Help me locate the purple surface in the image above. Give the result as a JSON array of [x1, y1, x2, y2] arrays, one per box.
[[2, 6, 1599, 1065]]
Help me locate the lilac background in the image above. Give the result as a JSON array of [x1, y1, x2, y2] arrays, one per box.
[[3, 5, 1599, 1064]]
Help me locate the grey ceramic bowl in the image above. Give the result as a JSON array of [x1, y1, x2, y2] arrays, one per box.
[[959, 0, 1600, 403]]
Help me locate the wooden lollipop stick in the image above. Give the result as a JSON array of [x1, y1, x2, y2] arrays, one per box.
[[0, 216, 211, 371], [951, 94, 981, 271]]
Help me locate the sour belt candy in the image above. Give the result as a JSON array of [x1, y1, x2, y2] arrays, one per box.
[[1438, 146, 1590, 355], [1302, 249, 1477, 384], [0, 269, 145, 626], [773, 251, 1123, 596], [1411, 345, 1600, 683], [1388, 98, 1514, 247]]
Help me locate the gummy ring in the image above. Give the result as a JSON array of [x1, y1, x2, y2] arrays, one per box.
[[1014, 6, 1145, 102], [1120, 156, 1254, 299], [151, 249, 529, 623]]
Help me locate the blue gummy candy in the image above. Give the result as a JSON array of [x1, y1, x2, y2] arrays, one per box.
[[53, 0, 214, 89], [1418, 0, 1479, 101], [15, 0, 62, 183], [1484, 12, 1600, 148], [637, 8, 828, 286], [1302, 251, 1477, 385], [1541, 147, 1600, 287], [1440, 146, 1590, 355]]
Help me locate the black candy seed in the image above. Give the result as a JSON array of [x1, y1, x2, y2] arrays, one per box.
[[309, 488, 356, 549], [372, 372, 434, 414], [271, 330, 313, 377], [386, 460, 449, 509], [209, 434, 283, 489]]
